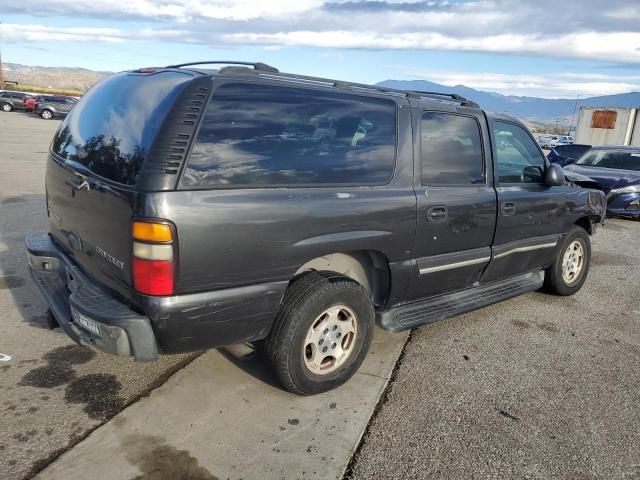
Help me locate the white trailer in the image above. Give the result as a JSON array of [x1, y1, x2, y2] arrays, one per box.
[[575, 107, 639, 146]]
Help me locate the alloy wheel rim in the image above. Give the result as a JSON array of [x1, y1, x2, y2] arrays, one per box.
[[562, 240, 584, 284], [303, 305, 358, 375], [2, 104, 10, 111], [42, 111, 52, 119]]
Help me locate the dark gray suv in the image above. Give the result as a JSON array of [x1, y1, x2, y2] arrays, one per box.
[[26, 61, 606, 395]]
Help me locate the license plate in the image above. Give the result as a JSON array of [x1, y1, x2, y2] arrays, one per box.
[[71, 308, 102, 337]]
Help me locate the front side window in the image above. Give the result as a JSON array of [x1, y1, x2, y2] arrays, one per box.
[[420, 112, 484, 185], [493, 121, 546, 184], [182, 83, 397, 188]]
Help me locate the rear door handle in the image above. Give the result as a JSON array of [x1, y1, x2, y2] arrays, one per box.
[[501, 202, 516, 215], [427, 206, 448, 222]]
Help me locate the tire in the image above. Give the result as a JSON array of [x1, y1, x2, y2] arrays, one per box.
[[544, 226, 591, 296], [40, 109, 53, 120], [265, 271, 375, 395], [1, 103, 12, 112]]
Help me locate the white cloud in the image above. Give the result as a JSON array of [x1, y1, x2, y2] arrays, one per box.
[[2, 0, 640, 67]]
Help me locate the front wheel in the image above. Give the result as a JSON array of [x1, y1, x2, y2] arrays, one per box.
[[265, 272, 374, 395], [1, 103, 12, 112], [40, 109, 53, 120], [544, 227, 591, 295]]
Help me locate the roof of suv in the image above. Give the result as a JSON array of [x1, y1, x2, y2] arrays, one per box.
[[139, 61, 482, 109]]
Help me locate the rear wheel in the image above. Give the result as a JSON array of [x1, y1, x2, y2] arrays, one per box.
[[265, 272, 374, 395], [40, 109, 53, 120], [544, 227, 591, 295], [1, 103, 12, 112]]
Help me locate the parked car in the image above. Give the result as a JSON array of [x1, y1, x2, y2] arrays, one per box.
[[564, 146, 640, 218], [550, 135, 574, 147], [547, 144, 592, 166], [537, 135, 553, 149], [26, 94, 56, 112], [26, 61, 606, 395], [0, 91, 31, 112], [35, 96, 78, 119]]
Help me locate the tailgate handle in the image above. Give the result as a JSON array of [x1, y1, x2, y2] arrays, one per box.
[[65, 176, 91, 193]]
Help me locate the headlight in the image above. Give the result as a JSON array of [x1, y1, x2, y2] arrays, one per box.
[[610, 184, 640, 194]]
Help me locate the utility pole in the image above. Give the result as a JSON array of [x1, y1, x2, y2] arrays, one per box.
[[0, 22, 4, 90], [0, 50, 4, 90], [569, 94, 580, 136]]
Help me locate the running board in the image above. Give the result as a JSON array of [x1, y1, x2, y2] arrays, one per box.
[[377, 271, 544, 332]]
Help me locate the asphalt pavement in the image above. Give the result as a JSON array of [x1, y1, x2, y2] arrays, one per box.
[[349, 218, 640, 479], [0, 112, 200, 480]]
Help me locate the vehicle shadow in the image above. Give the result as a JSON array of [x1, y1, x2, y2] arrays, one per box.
[[0, 192, 56, 330], [218, 343, 282, 389]]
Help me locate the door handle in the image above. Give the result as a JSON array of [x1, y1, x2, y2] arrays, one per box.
[[427, 206, 448, 222], [501, 202, 516, 215]]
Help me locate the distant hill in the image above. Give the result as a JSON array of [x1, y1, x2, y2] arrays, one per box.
[[377, 79, 640, 123], [3, 63, 111, 92]]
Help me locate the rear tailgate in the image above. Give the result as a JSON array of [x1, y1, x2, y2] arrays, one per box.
[[45, 70, 196, 300]]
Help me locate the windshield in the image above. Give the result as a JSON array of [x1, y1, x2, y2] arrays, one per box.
[[576, 150, 640, 171], [51, 70, 192, 185]]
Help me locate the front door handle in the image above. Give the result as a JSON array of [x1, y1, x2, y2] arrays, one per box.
[[427, 206, 448, 222], [501, 202, 516, 215]]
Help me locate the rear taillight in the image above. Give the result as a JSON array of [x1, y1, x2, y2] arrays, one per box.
[[132, 220, 175, 296]]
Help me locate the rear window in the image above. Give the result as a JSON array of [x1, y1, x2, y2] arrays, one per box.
[[576, 150, 640, 171], [51, 71, 192, 185], [182, 83, 397, 188]]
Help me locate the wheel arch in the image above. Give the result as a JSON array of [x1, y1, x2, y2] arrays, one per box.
[[294, 250, 391, 309], [574, 216, 596, 235]]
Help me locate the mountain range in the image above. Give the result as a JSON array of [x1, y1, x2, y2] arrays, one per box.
[[378, 79, 640, 123], [3, 63, 638, 123]]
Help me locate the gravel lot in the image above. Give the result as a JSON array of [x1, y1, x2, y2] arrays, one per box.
[[0, 112, 199, 480], [349, 218, 640, 479]]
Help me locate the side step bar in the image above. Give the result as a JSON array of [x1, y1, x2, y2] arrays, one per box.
[[377, 271, 544, 332]]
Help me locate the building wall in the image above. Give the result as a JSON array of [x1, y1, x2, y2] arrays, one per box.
[[631, 111, 640, 146], [575, 108, 634, 146]]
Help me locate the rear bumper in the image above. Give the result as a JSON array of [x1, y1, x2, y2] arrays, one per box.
[[26, 233, 159, 361]]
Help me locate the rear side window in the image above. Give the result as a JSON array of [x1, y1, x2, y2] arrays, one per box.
[[420, 112, 484, 185], [182, 83, 397, 188], [51, 71, 192, 185]]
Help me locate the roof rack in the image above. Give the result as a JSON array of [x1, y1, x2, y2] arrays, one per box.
[[165, 61, 279, 73], [411, 90, 470, 103], [173, 61, 479, 107]]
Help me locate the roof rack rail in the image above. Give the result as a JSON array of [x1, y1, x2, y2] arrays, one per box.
[[411, 90, 470, 103], [204, 64, 478, 107], [166, 61, 279, 73]]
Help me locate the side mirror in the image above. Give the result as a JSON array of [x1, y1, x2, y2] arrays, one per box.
[[545, 163, 565, 186]]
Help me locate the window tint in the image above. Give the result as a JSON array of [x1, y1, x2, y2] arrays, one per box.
[[576, 150, 640, 171], [51, 71, 191, 185], [420, 112, 483, 185], [183, 83, 397, 187], [493, 121, 546, 184]]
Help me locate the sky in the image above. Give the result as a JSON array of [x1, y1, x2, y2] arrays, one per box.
[[1, 0, 640, 99]]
